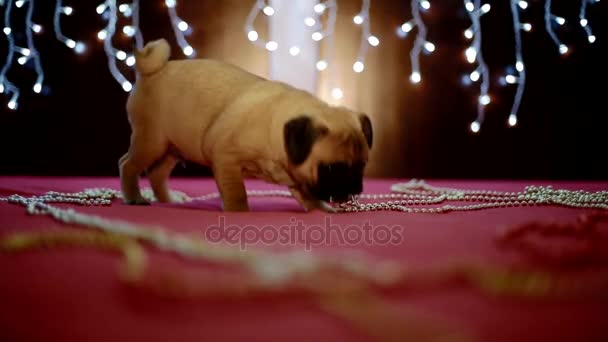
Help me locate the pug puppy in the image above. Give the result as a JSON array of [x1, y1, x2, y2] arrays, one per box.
[[119, 39, 373, 212]]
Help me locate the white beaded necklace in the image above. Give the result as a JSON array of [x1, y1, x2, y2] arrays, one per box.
[[1, 179, 606, 284]]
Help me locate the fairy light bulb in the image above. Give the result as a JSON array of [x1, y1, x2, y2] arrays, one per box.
[[183, 45, 194, 56], [331, 88, 344, 99], [265, 41, 278, 51], [74, 43, 86, 54], [62, 7, 73, 15], [116, 50, 127, 60], [33, 82, 42, 93], [559, 44, 568, 54], [305, 17, 316, 27], [32, 24, 42, 33], [481, 4, 491, 13], [518, 1, 528, 9], [314, 3, 326, 13], [3, 27, 11, 35], [465, 47, 477, 63], [410, 71, 421, 84], [522, 23, 532, 31], [508, 114, 518, 127], [8, 100, 17, 110], [178, 21, 188, 32], [96, 4, 107, 14], [424, 42, 435, 53], [555, 16, 565, 25], [126, 55, 136, 66], [368, 36, 379, 46], [16, 0, 25, 8], [505, 75, 517, 84], [588, 35, 596, 43], [465, 2, 474, 12], [316, 60, 328, 71], [247, 30, 258, 42], [516, 61, 524, 72], [479, 94, 490, 105], [401, 22, 413, 33], [353, 15, 364, 25], [312, 32, 323, 41], [580, 18, 588, 27], [165, 0, 176, 8], [263, 6, 275, 16], [119, 4, 130, 13], [353, 61, 365, 73], [20, 48, 31, 56], [470, 121, 480, 133], [122, 25, 135, 37], [289, 46, 300, 56], [464, 29, 473, 39], [97, 30, 107, 40], [122, 81, 132, 92], [65, 39, 76, 49], [18, 56, 27, 65], [470, 70, 480, 82], [420, 1, 431, 10]]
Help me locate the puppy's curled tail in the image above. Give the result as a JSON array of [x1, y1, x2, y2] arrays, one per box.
[[135, 39, 171, 76]]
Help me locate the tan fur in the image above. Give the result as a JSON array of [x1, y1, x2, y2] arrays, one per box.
[[120, 39, 370, 211]]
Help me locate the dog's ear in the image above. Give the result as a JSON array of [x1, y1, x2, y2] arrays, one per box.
[[359, 114, 373, 148], [284, 115, 327, 165]]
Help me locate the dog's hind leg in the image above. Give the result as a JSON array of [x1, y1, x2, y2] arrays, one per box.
[[120, 131, 167, 205], [147, 154, 178, 203]]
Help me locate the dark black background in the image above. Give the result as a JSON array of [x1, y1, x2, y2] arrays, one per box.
[[0, 1, 606, 180]]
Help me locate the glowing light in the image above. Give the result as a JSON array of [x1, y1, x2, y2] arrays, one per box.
[[4, 27, 11, 35], [470, 70, 480, 82], [289, 46, 300, 56], [305, 17, 316, 27], [465, 47, 477, 63], [96, 4, 107, 14], [464, 29, 473, 39], [165, 0, 176, 8], [247, 30, 258, 42], [465, 2, 474, 12], [516, 60, 524, 72], [33, 83, 42, 93], [368, 35, 380, 46], [518, 1, 528, 9], [410, 71, 421, 84], [559, 44, 568, 54], [420, 0, 431, 10], [122, 81, 132, 92], [119, 4, 130, 13], [116, 50, 127, 60], [15, 0, 24, 8], [401, 22, 413, 33], [183, 45, 194, 56], [353, 61, 365, 73], [508, 114, 518, 126], [178, 21, 188, 32], [331, 88, 344, 99], [32, 24, 42, 33], [353, 15, 364, 25], [8, 100, 17, 110], [314, 3, 326, 13], [424, 41, 435, 52], [126, 55, 136, 66], [122, 25, 135, 37], [555, 16, 565, 25], [262, 6, 274, 16], [588, 35, 596, 43], [63, 6, 73, 15], [479, 94, 490, 105], [481, 4, 491, 13], [97, 30, 107, 40], [312, 32, 323, 41], [470, 121, 480, 133], [505, 75, 517, 84], [65, 39, 76, 49], [316, 60, 328, 71], [522, 23, 532, 31], [18, 56, 27, 65], [265, 41, 278, 51], [580, 18, 588, 27]]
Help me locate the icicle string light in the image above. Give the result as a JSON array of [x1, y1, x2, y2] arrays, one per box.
[[53, 0, 85, 53], [579, 0, 596, 44], [132, 0, 144, 50], [508, 0, 527, 128], [352, 0, 379, 74], [245, 0, 273, 50], [0, 0, 19, 110], [464, 1, 491, 133], [165, 0, 194, 57], [25, 0, 43, 95], [400, 0, 432, 84], [544, 0, 568, 54], [98, 0, 132, 92]]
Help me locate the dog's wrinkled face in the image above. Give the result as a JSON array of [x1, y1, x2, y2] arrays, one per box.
[[284, 110, 373, 203]]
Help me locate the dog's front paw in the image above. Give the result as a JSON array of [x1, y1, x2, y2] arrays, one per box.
[[317, 201, 340, 213], [124, 197, 151, 206]]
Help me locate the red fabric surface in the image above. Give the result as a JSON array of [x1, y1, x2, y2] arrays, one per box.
[[1, 177, 607, 342]]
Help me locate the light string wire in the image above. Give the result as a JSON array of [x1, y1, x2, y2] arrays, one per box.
[[132, 0, 144, 50], [464, 0, 491, 133], [400, 0, 432, 84], [0, 0, 19, 109], [508, 0, 527, 128], [24, 0, 43, 95], [352, 0, 379, 74], [579, 0, 596, 44], [165, 0, 194, 57], [99, 0, 132, 92], [544, 0, 568, 55], [53, 0, 83, 53]]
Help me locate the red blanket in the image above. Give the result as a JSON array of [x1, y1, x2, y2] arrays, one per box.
[[1, 177, 607, 341]]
